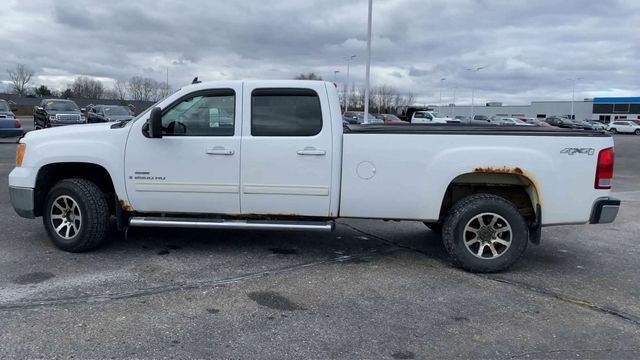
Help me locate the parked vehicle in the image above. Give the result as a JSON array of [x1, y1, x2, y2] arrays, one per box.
[[473, 115, 490, 122], [9, 80, 619, 273], [544, 116, 578, 129], [86, 105, 134, 123], [458, 115, 497, 126], [493, 117, 535, 126], [342, 111, 383, 124], [33, 99, 86, 129], [606, 121, 640, 135], [0, 99, 24, 138], [411, 111, 460, 124], [377, 114, 406, 124], [570, 120, 595, 131], [586, 120, 606, 131], [342, 111, 361, 124]]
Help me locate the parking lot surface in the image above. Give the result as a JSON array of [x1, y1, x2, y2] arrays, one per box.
[[1, 123, 639, 359]]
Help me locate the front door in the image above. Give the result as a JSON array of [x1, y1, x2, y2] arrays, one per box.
[[240, 84, 333, 217], [124, 85, 242, 214]]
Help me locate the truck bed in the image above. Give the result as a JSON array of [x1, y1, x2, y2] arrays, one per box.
[[339, 125, 614, 225]]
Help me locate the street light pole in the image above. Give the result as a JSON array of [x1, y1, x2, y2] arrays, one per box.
[[438, 77, 446, 112], [465, 66, 486, 119], [568, 77, 583, 120], [363, 0, 373, 124], [344, 55, 356, 113]]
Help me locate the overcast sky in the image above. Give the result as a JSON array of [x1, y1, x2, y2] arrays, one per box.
[[0, 0, 638, 105]]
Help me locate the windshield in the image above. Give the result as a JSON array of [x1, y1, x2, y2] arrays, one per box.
[[384, 114, 400, 121], [0, 100, 9, 111], [431, 112, 444, 118], [104, 106, 131, 116], [45, 101, 79, 111]]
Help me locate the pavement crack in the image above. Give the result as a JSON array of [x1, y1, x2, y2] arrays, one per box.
[[482, 276, 640, 327], [0, 254, 359, 311], [506, 348, 640, 359], [340, 221, 640, 328]]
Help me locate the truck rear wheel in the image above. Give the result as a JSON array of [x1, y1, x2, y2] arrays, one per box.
[[43, 179, 109, 252], [442, 194, 528, 273]]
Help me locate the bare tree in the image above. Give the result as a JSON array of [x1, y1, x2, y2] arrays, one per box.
[[7, 64, 34, 96], [113, 80, 128, 100], [127, 76, 166, 101], [294, 72, 323, 80], [71, 76, 105, 99]]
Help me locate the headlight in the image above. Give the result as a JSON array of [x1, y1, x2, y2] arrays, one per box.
[[49, 115, 56, 121], [80, 115, 86, 121], [16, 143, 26, 167]]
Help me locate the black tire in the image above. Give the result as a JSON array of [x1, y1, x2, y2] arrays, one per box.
[[635, 129, 640, 136], [609, 128, 617, 134], [43, 178, 109, 252], [442, 194, 528, 273], [423, 222, 442, 234]]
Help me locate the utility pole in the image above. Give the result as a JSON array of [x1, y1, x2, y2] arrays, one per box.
[[344, 55, 356, 113], [363, 0, 373, 124]]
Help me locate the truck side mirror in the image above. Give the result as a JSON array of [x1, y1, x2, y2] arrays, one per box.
[[147, 107, 163, 139]]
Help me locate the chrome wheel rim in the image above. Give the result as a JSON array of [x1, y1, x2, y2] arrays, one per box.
[[50, 195, 82, 240], [463, 212, 512, 259]]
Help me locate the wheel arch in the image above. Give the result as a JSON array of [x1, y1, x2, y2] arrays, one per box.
[[34, 162, 116, 217], [438, 169, 541, 224]]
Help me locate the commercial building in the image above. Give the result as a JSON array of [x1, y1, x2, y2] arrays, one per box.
[[441, 97, 640, 123]]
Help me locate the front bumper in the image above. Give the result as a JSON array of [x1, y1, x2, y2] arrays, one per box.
[[9, 186, 35, 219], [589, 197, 620, 224]]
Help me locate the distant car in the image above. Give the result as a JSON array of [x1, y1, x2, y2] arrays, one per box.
[[0, 99, 24, 138], [378, 113, 406, 124], [606, 121, 640, 135], [495, 117, 535, 126], [544, 116, 577, 129], [34, 99, 86, 129], [342, 111, 383, 124], [570, 120, 595, 131], [86, 105, 134, 123], [586, 120, 606, 130]]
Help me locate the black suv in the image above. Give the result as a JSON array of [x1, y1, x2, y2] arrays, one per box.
[[86, 105, 134, 123], [34, 99, 86, 129], [544, 116, 577, 129]]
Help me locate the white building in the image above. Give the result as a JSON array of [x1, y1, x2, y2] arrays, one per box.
[[438, 97, 640, 123]]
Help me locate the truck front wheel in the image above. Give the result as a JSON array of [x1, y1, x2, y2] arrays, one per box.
[[442, 194, 528, 273], [43, 179, 109, 252]]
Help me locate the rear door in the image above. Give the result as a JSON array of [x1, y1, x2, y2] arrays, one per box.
[[240, 83, 333, 217]]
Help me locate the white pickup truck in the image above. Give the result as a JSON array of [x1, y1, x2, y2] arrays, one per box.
[[8, 80, 620, 272], [411, 110, 459, 124]]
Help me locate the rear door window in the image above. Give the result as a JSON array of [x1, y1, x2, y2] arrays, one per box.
[[251, 88, 322, 136]]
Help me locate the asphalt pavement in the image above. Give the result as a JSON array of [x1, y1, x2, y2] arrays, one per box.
[[0, 123, 639, 359]]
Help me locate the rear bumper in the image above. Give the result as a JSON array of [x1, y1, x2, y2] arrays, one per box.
[[0, 128, 24, 138], [589, 197, 620, 224], [9, 186, 35, 219]]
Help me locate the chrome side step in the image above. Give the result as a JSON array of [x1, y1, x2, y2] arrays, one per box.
[[128, 217, 334, 232]]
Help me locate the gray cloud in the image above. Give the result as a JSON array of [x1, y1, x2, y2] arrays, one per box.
[[0, 0, 638, 104]]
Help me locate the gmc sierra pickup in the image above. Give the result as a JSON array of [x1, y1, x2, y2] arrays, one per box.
[[8, 80, 620, 272]]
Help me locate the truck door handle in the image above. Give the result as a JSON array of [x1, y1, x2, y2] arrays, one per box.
[[297, 147, 326, 156], [206, 147, 235, 155]]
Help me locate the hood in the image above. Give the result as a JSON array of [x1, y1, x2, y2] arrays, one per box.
[[22, 122, 116, 142], [104, 115, 134, 122]]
